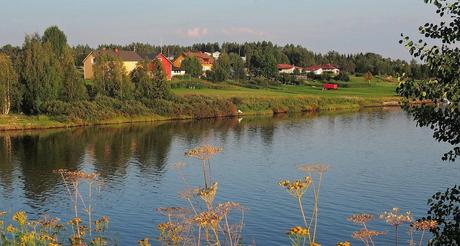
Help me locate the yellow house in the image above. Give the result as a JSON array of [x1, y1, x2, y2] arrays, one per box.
[[83, 49, 143, 80], [172, 51, 214, 72]]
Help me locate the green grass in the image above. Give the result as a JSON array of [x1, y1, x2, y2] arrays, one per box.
[[171, 76, 399, 99], [0, 76, 401, 131]]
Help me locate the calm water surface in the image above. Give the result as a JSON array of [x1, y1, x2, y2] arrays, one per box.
[[0, 109, 459, 245]]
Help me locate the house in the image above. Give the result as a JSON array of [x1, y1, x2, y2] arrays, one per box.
[[83, 49, 143, 80], [172, 51, 215, 72], [204, 51, 221, 59], [277, 64, 303, 74], [304, 64, 340, 75], [151, 53, 173, 81], [277, 64, 295, 74]]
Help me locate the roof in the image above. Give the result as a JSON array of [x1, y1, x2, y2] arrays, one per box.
[[156, 53, 173, 65], [305, 64, 339, 71], [277, 64, 295, 70], [183, 51, 214, 64], [91, 49, 143, 62]]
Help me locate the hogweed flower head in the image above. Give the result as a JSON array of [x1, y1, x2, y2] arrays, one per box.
[[352, 229, 386, 240], [380, 208, 413, 226], [287, 226, 309, 237], [279, 176, 313, 198], [156, 207, 191, 219], [347, 214, 374, 224], [411, 219, 438, 231], [297, 164, 329, 173], [198, 182, 218, 207], [54, 169, 98, 182], [185, 145, 223, 160]]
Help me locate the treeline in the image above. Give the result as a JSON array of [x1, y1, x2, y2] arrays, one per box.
[[77, 41, 430, 79], [0, 26, 429, 118], [0, 26, 170, 117]]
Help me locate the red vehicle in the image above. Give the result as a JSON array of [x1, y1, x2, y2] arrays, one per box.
[[323, 83, 338, 90]]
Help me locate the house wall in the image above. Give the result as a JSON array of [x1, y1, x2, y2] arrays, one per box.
[[157, 55, 172, 81], [122, 61, 139, 75], [172, 54, 185, 68], [279, 68, 295, 74], [83, 53, 95, 80]]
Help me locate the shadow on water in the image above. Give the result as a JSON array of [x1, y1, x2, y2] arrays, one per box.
[[0, 107, 403, 204]]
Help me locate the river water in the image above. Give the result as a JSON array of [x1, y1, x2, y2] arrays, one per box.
[[0, 108, 458, 245]]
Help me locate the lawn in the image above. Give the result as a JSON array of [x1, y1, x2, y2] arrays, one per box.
[[171, 76, 399, 99]]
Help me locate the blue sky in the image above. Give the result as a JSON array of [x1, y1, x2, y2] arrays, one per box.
[[1, 0, 437, 59]]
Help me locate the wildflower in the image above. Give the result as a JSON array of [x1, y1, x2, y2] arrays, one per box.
[[380, 208, 412, 226], [337, 241, 351, 246], [297, 164, 329, 173], [156, 207, 191, 219], [95, 216, 110, 232], [69, 217, 82, 226], [352, 229, 385, 240], [193, 210, 223, 229], [198, 182, 218, 207], [12, 211, 27, 226], [157, 222, 184, 244], [138, 238, 152, 246], [347, 214, 374, 224], [411, 219, 438, 231], [279, 176, 312, 198], [178, 188, 198, 200], [20, 232, 36, 244], [0, 211, 6, 216], [287, 226, 309, 237], [185, 145, 223, 160], [6, 224, 15, 233]]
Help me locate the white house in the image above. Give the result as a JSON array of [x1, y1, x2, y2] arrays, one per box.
[[305, 64, 340, 75], [277, 64, 295, 74]]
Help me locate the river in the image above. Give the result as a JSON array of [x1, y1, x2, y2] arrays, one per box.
[[0, 108, 458, 245]]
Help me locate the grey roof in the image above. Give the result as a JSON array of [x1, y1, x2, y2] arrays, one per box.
[[93, 49, 143, 62]]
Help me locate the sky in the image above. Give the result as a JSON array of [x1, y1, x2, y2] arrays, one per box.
[[0, 0, 438, 60]]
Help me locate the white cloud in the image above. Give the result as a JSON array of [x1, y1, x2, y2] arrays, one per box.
[[222, 27, 265, 37], [180, 27, 208, 38]]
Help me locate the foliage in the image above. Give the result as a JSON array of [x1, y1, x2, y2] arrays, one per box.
[[60, 46, 87, 102], [42, 26, 67, 57], [398, 1, 460, 245], [363, 72, 373, 84], [424, 185, 460, 245], [19, 34, 64, 114], [93, 53, 133, 100], [210, 52, 231, 82], [0, 53, 21, 115], [181, 57, 203, 78], [132, 60, 171, 101]]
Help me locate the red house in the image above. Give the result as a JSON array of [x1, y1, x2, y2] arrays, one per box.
[[149, 53, 173, 81]]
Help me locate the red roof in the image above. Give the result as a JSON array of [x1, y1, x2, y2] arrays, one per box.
[[305, 64, 339, 71], [304, 65, 322, 71], [184, 51, 214, 65], [277, 64, 295, 70]]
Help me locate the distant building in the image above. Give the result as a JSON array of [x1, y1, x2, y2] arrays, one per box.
[[83, 49, 143, 80], [172, 51, 215, 72], [277, 64, 303, 74], [150, 53, 173, 81], [304, 64, 340, 75]]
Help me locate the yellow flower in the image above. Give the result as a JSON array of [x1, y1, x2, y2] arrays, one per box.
[[20, 232, 36, 244], [337, 241, 351, 246], [6, 224, 15, 233], [12, 211, 27, 226], [287, 226, 309, 237]]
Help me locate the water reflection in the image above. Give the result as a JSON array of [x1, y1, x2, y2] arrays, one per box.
[[1, 107, 444, 245]]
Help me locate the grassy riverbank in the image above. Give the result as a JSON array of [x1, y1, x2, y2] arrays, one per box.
[[0, 76, 400, 131]]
